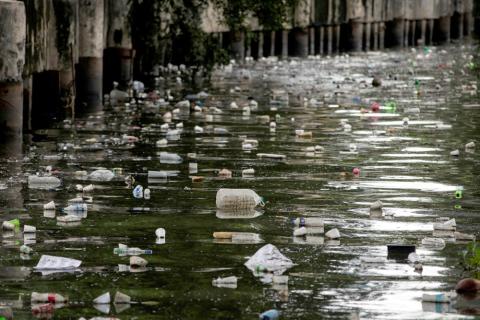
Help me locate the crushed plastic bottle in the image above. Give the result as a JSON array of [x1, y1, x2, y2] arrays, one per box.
[[133, 185, 143, 198]]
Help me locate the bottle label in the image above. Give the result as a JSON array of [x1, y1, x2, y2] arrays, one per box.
[[47, 293, 56, 303]]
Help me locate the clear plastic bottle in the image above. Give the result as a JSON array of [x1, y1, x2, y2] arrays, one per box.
[[113, 247, 152, 256], [215, 189, 264, 210], [292, 217, 324, 227], [63, 203, 87, 213]]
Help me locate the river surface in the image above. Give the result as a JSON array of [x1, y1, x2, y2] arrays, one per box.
[[1, 42, 480, 319]]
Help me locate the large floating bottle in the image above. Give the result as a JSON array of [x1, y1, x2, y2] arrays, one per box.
[[215, 188, 264, 211]]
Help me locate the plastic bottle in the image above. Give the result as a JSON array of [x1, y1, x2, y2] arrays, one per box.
[[189, 163, 198, 174], [144, 188, 151, 200], [20, 244, 33, 254], [292, 217, 324, 227], [215, 189, 264, 210], [31, 292, 67, 303], [113, 247, 153, 256], [159, 152, 182, 163], [133, 185, 143, 198], [63, 203, 87, 213], [259, 309, 280, 320]]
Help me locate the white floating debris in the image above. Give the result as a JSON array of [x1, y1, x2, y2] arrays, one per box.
[[450, 149, 460, 156], [93, 292, 111, 304], [325, 228, 341, 239], [244, 244, 294, 273], [88, 169, 114, 181], [43, 201, 56, 210], [433, 218, 456, 231], [34, 255, 82, 270], [212, 276, 238, 288], [257, 153, 286, 160], [422, 292, 456, 303], [421, 237, 446, 249]]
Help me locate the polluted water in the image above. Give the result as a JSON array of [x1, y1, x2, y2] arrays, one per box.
[[0, 44, 479, 319]]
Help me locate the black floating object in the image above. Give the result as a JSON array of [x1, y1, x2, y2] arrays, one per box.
[[387, 244, 416, 260]]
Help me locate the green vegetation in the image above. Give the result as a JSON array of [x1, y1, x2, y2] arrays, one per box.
[[462, 241, 480, 278], [129, 0, 298, 79], [212, 0, 298, 31]]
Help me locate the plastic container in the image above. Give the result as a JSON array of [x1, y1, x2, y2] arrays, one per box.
[[216, 189, 264, 210], [155, 228, 165, 238], [144, 188, 151, 199], [114, 291, 131, 304], [93, 292, 111, 304], [130, 256, 148, 268], [31, 292, 67, 303], [24, 225, 36, 233]]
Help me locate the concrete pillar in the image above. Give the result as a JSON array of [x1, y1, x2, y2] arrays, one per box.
[[54, 0, 78, 109], [428, 19, 434, 45], [372, 23, 379, 50], [319, 26, 324, 55], [391, 19, 405, 48], [464, 12, 472, 36], [104, 0, 133, 92], [309, 27, 315, 55], [270, 31, 275, 56], [23, 77, 32, 131], [404, 20, 409, 47], [350, 20, 363, 52], [281, 30, 288, 58], [365, 22, 371, 51], [218, 32, 223, 48], [335, 25, 341, 53], [420, 19, 427, 45], [438, 16, 451, 43], [77, 0, 104, 111], [379, 22, 385, 49], [230, 31, 245, 61], [292, 28, 308, 57], [245, 32, 252, 58], [0, 0, 26, 145], [410, 20, 416, 46], [459, 14, 464, 38], [327, 26, 333, 54], [257, 32, 264, 59]]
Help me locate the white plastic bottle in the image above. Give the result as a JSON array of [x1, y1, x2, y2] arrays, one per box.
[[31, 292, 67, 303], [215, 189, 264, 210]]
